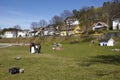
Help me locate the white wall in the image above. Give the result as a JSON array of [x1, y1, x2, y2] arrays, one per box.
[[17, 31, 27, 37], [4, 31, 16, 38], [99, 42, 107, 46], [113, 20, 120, 30], [107, 39, 115, 46]]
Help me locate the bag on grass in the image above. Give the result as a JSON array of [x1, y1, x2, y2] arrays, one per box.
[[9, 67, 20, 74]]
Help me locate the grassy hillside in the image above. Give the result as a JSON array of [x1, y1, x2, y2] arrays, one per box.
[[0, 41, 120, 80], [0, 36, 95, 44]]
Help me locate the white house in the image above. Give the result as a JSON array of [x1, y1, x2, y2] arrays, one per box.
[[4, 31, 16, 38], [66, 17, 79, 26], [17, 30, 28, 38], [68, 20, 79, 25], [113, 19, 120, 30], [3, 30, 29, 38], [44, 30, 56, 36], [99, 38, 115, 46], [107, 38, 115, 46], [28, 30, 37, 37]]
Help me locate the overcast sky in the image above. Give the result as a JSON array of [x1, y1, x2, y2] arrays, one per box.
[[0, 0, 111, 29]]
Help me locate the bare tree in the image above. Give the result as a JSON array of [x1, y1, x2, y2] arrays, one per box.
[[38, 19, 47, 36], [39, 19, 48, 28], [50, 15, 63, 25], [60, 10, 73, 20], [14, 25, 21, 37], [14, 25, 21, 30], [31, 22, 38, 31], [50, 15, 64, 33]]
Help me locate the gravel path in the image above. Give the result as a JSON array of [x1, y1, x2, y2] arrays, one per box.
[[0, 43, 12, 48], [0, 43, 29, 48]]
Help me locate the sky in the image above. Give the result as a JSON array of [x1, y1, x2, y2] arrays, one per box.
[[0, 0, 111, 29]]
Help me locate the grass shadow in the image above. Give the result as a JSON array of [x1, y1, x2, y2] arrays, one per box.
[[89, 54, 120, 65], [79, 54, 120, 78], [80, 54, 120, 67], [96, 70, 120, 77], [69, 41, 80, 44]]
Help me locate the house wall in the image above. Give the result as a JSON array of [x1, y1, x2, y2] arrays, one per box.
[[99, 38, 115, 46], [71, 20, 79, 25], [60, 31, 67, 36], [99, 42, 107, 46], [60, 31, 74, 36], [113, 19, 120, 30], [4, 31, 16, 38], [44, 31, 49, 36], [107, 39, 114, 46], [66, 18, 79, 26], [73, 25, 82, 34], [17, 31, 27, 37]]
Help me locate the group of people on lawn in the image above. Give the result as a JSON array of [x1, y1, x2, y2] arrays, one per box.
[[30, 42, 63, 54], [30, 43, 41, 54]]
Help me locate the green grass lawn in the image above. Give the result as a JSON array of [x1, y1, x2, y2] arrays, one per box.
[[0, 42, 120, 80]]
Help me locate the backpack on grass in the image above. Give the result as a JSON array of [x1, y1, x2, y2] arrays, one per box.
[[9, 67, 20, 74]]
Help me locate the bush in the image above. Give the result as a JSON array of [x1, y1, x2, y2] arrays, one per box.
[[95, 30, 103, 34], [81, 37, 94, 42], [88, 30, 95, 34]]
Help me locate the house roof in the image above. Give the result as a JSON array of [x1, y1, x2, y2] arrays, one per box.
[[99, 38, 114, 42], [92, 22, 108, 28], [29, 30, 37, 33], [99, 39, 109, 42]]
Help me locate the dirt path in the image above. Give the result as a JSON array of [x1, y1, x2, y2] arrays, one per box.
[[0, 43, 29, 48], [0, 43, 12, 48]]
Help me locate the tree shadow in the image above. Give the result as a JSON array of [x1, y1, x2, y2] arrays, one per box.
[[80, 54, 120, 67], [78, 54, 120, 78], [90, 55, 120, 65], [96, 70, 120, 77], [69, 41, 80, 44]]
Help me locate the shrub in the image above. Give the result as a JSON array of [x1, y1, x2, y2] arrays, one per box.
[[88, 30, 95, 34], [81, 37, 94, 42]]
